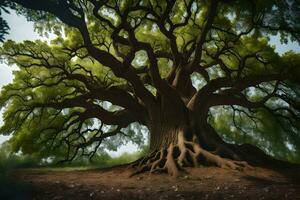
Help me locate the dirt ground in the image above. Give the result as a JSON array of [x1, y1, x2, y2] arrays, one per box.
[[8, 165, 300, 200]]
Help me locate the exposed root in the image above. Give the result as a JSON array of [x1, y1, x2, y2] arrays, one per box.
[[164, 144, 180, 177], [150, 149, 165, 173], [131, 131, 253, 177]]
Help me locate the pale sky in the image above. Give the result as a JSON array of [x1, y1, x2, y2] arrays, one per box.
[[0, 10, 299, 155]]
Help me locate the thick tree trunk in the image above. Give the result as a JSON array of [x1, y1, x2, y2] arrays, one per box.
[[131, 102, 295, 177], [149, 127, 181, 152], [131, 104, 253, 177]]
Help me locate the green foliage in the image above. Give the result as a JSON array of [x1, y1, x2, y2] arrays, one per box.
[[211, 108, 300, 163], [0, 36, 139, 161], [0, 143, 40, 172]]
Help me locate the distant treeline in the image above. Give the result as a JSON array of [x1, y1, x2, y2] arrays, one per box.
[[0, 143, 148, 172]]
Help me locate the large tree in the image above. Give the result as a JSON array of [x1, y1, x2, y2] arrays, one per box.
[[1, 0, 300, 176]]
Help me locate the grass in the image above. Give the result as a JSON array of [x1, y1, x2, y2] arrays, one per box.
[[25, 151, 143, 171], [1, 146, 147, 172]]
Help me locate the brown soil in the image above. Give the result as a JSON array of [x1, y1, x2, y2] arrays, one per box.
[[10, 165, 300, 200]]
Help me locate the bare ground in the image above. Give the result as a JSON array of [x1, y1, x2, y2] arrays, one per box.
[[9, 165, 300, 200]]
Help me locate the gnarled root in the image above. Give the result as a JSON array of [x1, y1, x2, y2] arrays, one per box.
[[131, 131, 252, 177]]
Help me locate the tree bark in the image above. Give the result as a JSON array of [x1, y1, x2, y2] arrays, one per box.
[[131, 98, 255, 177], [131, 93, 296, 177]]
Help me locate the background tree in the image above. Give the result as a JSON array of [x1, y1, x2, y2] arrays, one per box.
[[1, 0, 300, 176]]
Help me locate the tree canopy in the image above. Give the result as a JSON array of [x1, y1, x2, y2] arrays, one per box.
[[0, 0, 300, 168]]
